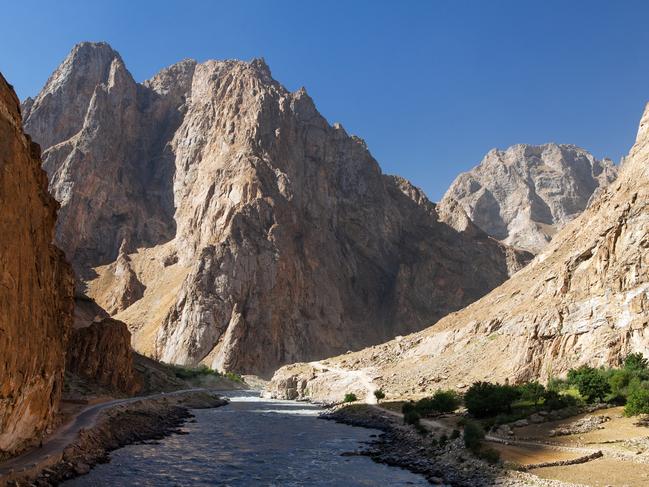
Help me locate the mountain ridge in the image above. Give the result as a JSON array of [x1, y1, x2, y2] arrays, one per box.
[[23, 41, 531, 376]]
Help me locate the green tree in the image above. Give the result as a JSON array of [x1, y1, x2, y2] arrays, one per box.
[[343, 393, 358, 403], [624, 381, 649, 416], [464, 382, 521, 418], [463, 420, 485, 450], [414, 389, 461, 416], [429, 389, 461, 413], [625, 353, 649, 373], [517, 381, 546, 406], [373, 389, 385, 403], [568, 366, 610, 403]]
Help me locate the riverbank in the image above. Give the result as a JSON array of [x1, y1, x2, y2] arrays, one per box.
[[322, 404, 578, 487], [1, 391, 227, 486]]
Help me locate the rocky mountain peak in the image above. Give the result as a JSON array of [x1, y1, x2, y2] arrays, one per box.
[[441, 142, 617, 253], [24, 42, 531, 376]]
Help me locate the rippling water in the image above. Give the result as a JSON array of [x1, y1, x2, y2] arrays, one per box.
[[63, 391, 429, 486]]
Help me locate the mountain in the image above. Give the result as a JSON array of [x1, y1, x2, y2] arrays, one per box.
[[23, 42, 531, 377], [267, 104, 649, 401], [440, 144, 617, 253], [0, 74, 74, 456]]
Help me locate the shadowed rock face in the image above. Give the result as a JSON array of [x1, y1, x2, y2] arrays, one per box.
[[24, 42, 530, 377], [0, 73, 74, 455], [68, 297, 141, 395], [440, 144, 618, 254], [268, 103, 649, 401]]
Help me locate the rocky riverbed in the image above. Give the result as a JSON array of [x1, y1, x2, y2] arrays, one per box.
[[322, 405, 580, 487]]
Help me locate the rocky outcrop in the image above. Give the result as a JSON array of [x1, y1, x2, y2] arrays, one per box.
[[440, 144, 617, 253], [25, 42, 530, 377], [0, 74, 74, 456], [268, 103, 649, 400], [67, 297, 141, 395]]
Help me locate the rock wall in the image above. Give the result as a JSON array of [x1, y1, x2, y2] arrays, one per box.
[[0, 74, 74, 456], [441, 144, 617, 253], [67, 297, 141, 395], [24, 42, 531, 377], [268, 104, 649, 400]]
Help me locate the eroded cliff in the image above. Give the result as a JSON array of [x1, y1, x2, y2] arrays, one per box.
[[0, 74, 74, 456]]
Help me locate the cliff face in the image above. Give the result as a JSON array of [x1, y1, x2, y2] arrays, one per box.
[[0, 74, 74, 455], [24, 42, 530, 377], [440, 144, 617, 253], [67, 297, 141, 395], [268, 105, 649, 401]]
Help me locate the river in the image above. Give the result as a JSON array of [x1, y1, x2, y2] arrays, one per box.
[[62, 391, 430, 486]]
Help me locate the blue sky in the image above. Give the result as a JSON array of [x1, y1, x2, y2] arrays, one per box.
[[1, 0, 648, 201]]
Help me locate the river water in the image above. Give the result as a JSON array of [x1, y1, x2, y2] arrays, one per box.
[[63, 391, 429, 486]]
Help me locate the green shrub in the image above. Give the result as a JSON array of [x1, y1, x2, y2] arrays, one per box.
[[464, 382, 520, 418], [225, 371, 244, 383], [624, 381, 649, 416], [517, 381, 546, 406], [430, 389, 462, 413], [547, 377, 569, 392], [402, 401, 416, 414], [463, 420, 485, 450], [404, 409, 421, 426], [476, 446, 501, 464], [543, 390, 577, 410], [171, 363, 219, 380], [373, 389, 385, 402], [343, 393, 358, 403]]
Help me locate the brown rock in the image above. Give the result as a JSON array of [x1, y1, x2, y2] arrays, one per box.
[[67, 297, 141, 395], [0, 73, 74, 455]]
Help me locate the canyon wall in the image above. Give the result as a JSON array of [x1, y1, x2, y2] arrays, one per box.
[[268, 104, 649, 401], [0, 74, 74, 456]]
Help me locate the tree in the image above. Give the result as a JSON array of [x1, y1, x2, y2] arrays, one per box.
[[517, 381, 546, 406], [343, 393, 358, 403], [463, 420, 485, 450], [464, 382, 521, 418], [429, 389, 461, 413], [624, 381, 649, 416], [625, 353, 649, 373], [568, 366, 610, 403], [543, 390, 577, 410], [373, 389, 385, 403]]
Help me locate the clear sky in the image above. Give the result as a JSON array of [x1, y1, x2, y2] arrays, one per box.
[[1, 0, 648, 201]]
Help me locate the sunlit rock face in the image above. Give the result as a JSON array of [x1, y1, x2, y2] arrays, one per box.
[[24, 42, 530, 377], [441, 144, 617, 254], [0, 73, 74, 455], [269, 104, 649, 400]]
